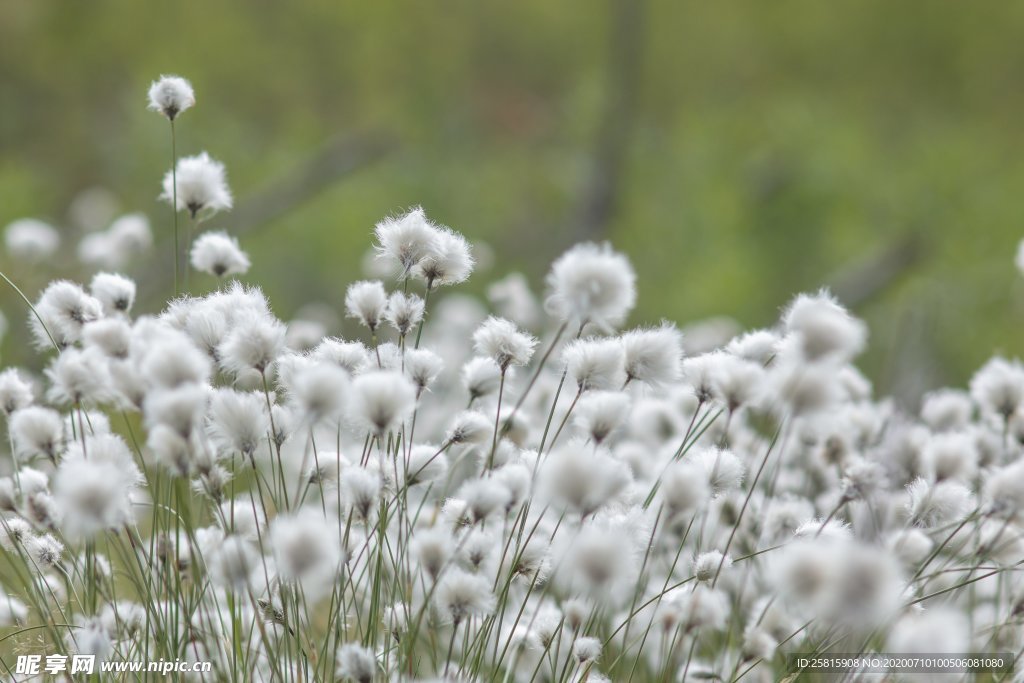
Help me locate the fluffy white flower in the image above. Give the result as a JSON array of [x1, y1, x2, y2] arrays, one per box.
[[782, 290, 867, 363], [45, 347, 114, 406], [161, 152, 233, 219], [383, 291, 425, 338], [9, 406, 64, 462], [906, 477, 974, 528], [53, 434, 143, 539], [345, 280, 388, 332], [31, 280, 103, 349], [190, 231, 250, 277], [336, 642, 376, 683], [573, 391, 630, 444], [218, 313, 287, 377], [4, 218, 60, 262], [90, 272, 136, 315], [472, 316, 537, 370], [405, 348, 444, 395], [373, 206, 439, 275], [462, 357, 502, 401], [147, 75, 195, 120], [413, 225, 474, 286], [621, 323, 683, 387], [435, 567, 496, 623], [563, 338, 625, 392], [207, 389, 270, 457], [0, 368, 34, 416], [970, 356, 1024, 419], [350, 370, 416, 436], [270, 508, 344, 598], [545, 242, 636, 332]]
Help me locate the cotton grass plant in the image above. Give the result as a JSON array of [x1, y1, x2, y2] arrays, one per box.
[[0, 76, 1023, 683]]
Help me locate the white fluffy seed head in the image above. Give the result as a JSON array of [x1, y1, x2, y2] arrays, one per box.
[[472, 316, 537, 370], [782, 290, 867, 363], [434, 567, 496, 623], [573, 391, 630, 444], [462, 357, 502, 401], [90, 272, 136, 315], [344, 280, 388, 331], [218, 313, 287, 377], [621, 323, 683, 387], [405, 349, 444, 394], [32, 280, 103, 349], [335, 642, 376, 683], [351, 370, 416, 436], [0, 368, 34, 416], [445, 410, 492, 445], [190, 231, 250, 277], [906, 477, 974, 528], [4, 218, 60, 262], [206, 388, 270, 457], [383, 292, 425, 337], [563, 338, 625, 392], [970, 356, 1024, 419], [161, 152, 233, 220], [545, 242, 637, 332], [573, 636, 602, 663], [147, 75, 195, 120], [413, 225, 474, 287], [10, 406, 64, 461], [373, 206, 440, 275], [54, 434, 143, 539]]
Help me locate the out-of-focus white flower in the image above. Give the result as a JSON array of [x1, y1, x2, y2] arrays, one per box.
[[0, 369, 34, 416], [335, 642, 376, 683], [190, 231, 250, 277], [9, 406, 64, 462], [413, 225, 474, 287], [161, 152, 233, 220], [906, 477, 974, 528], [545, 242, 636, 332], [383, 292, 425, 338], [147, 75, 195, 120], [31, 280, 103, 349], [4, 218, 60, 262], [53, 434, 143, 539], [782, 290, 866, 363], [351, 370, 416, 436], [970, 356, 1024, 419], [435, 567, 496, 623]]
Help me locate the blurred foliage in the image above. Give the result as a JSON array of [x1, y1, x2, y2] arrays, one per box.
[[2, 0, 1024, 403]]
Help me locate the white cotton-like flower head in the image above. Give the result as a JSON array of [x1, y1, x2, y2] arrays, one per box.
[[573, 637, 602, 663], [383, 291, 425, 337], [694, 446, 745, 496], [25, 532, 64, 568], [413, 225, 474, 286], [54, 434, 143, 539], [906, 477, 974, 528], [435, 567, 496, 623], [675, 585, 730, 632], [462, 357, 502, 401], [107, 212, 152, 256], [546, 242, 637, 332], [9, 406, 64, 462], [457, 478, 512, 522], [766, 357, 842, 417], [405, 349, 444, 395], [138, 324, 212, 389], [488, 272, 541, 328], [887, 608, 968, 654], [782, 290, 867, 363], [445, 410, 492, 445], [350, 370, 416, 436], [693, 551, 731, 583], [563, 338, 625, 392], [4, 218, 60, 262], [411, 526, 456, 580], [542, 440, 632, 516], [336, 642, 376, 683], [660, 461, 711, 519], [340, 467, 381, 520], [31, 280, 103, 349], [621, 323, 683, 387], [726, 329, 780, 365], [45, 347, 114, 406], [147, 75, 195, 120], [0, 368, 34, 416], [921, 431, 978, 482], [920, 389, 973, 432], [573, 391, 630, 444], [144, 384, 209, 441], [90, 272, 136, 315], [710, 353, 764, 412], [161, 152, 233, 220], [983, 460, 1024, 519], [970, 356, 1024, 419], [83, 319, 132, 359], [345, 280, 388, 332], [472, 316, 537, 370], [312, 338, 369, 375], [373, 206, 440, 275], [218, 313, 287, 377], [207, 389, 270, 457], [286, 362, 350, 427], [208, 535, 257, 590], [190, 231, 250, 277], [270, 508, 343, 592]]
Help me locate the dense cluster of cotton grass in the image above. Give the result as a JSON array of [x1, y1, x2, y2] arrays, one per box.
[[2, 78, 1024, 683]]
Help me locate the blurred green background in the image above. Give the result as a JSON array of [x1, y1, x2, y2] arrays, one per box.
[[2, 0, 1024, 405]]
